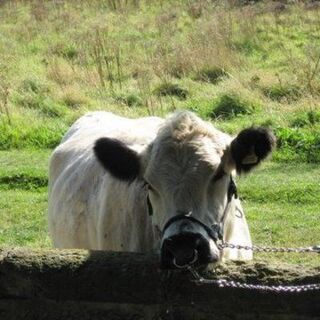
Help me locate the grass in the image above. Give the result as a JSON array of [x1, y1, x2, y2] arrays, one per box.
[[154, 82, 189, 100], [238, 162, 320, 266], [262, 83, 302, 102], [0, 150, 51, 248], [0, 190, 50, 248], [210, 93, 260, 119], [0, 1, 319, 156], [194, 66, 228, 84]]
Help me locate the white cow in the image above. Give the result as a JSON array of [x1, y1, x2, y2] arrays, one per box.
[[48, 111, 275, 268]]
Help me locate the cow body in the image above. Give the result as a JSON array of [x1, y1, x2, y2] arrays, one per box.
[[49, 112, 163, 251], [49, 111, 275, 264]]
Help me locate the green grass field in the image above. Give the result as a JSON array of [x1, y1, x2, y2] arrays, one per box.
[[0, 1, 319, 265]]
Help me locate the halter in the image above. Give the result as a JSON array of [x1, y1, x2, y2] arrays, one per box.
[[146, 175, 238, 242]]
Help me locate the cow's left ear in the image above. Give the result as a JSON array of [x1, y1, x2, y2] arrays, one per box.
[[226, 127, 276, 174], [93, 137, 141, 181]]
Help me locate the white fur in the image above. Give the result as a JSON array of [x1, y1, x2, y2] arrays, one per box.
[[48, 111, 252, 260]]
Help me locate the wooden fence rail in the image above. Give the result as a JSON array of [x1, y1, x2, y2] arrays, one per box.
[[0, 248, 319, 320]]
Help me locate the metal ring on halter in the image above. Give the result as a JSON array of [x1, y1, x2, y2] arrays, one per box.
[[173, 249, 198, 269]]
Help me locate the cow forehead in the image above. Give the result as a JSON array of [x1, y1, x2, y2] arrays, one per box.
[[145, 112, 232, 179], [152, 136, 222, 167], [156, 111, 231, 147]]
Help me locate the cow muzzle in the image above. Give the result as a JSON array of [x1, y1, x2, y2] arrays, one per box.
[[161, 232, 219, 269], [160, 215, 221, 269]]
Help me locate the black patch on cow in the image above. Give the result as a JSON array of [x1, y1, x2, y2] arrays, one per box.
[[230, 127, 276, 173], [93, 137, 140, 181]]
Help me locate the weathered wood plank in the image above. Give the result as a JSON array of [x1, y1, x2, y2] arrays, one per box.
[[0, 248, 319, 320]]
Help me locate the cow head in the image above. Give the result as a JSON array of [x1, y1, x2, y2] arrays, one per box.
[[94, 112, 275, 269]]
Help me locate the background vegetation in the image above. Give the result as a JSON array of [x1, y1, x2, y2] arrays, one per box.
[[0, 0, 319, 265]]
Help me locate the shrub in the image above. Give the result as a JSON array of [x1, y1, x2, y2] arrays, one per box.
[[0, 118, 66, 150], [307, 110, 320, 125], [59, 87, 90, 109], [232, 39, 263, 56], [210, 93, 259, 119], [290, 111, 320, 128], [154, 82, 188, 100], [262, 84, 301, 102], [258, 118, 274, 128], [275, 127, 320, 163], [60, 46, 78, 60], [46, 58, 75, 86], [194, 66, 228, 84], [290, 113, 309, 128], [114, 93, 142, 107], [187, 3, 203, 19], [19, 78, 50, 95], [50, 42, 78, 60], [38, 99, 68, 117], [14, 78, 68, 117], [14, 92, 68, 117]]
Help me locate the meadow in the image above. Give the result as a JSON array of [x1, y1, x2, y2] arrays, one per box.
[[0, 0, 319, 266]]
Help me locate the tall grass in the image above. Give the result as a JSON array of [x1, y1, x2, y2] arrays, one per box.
[[0, 0, 319, 161]]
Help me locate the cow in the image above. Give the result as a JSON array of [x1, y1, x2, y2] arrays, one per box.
[[48, 111, 275, 268]]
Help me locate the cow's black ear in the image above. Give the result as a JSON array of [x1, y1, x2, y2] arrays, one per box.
[[93, 137, 140, 181], [230, 127, 276, 173]]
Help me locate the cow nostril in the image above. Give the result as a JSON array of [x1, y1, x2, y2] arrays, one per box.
[[160, 233, 215, 269], [173, 249, 198, 268]]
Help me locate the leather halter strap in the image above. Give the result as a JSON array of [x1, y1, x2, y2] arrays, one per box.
[[162, 213, 224, 241]]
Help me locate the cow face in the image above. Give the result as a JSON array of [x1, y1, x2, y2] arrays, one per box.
[[94, 112, 275, 269]]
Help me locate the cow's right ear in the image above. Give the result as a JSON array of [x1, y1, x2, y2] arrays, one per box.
[[93, 137, 140, 181], [222, 127, 276, 174], [230, 127, 276, 173]]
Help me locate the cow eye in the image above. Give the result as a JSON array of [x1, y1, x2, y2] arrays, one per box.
[[143, 181, 155, 192], [212, 167, 225, 183]]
